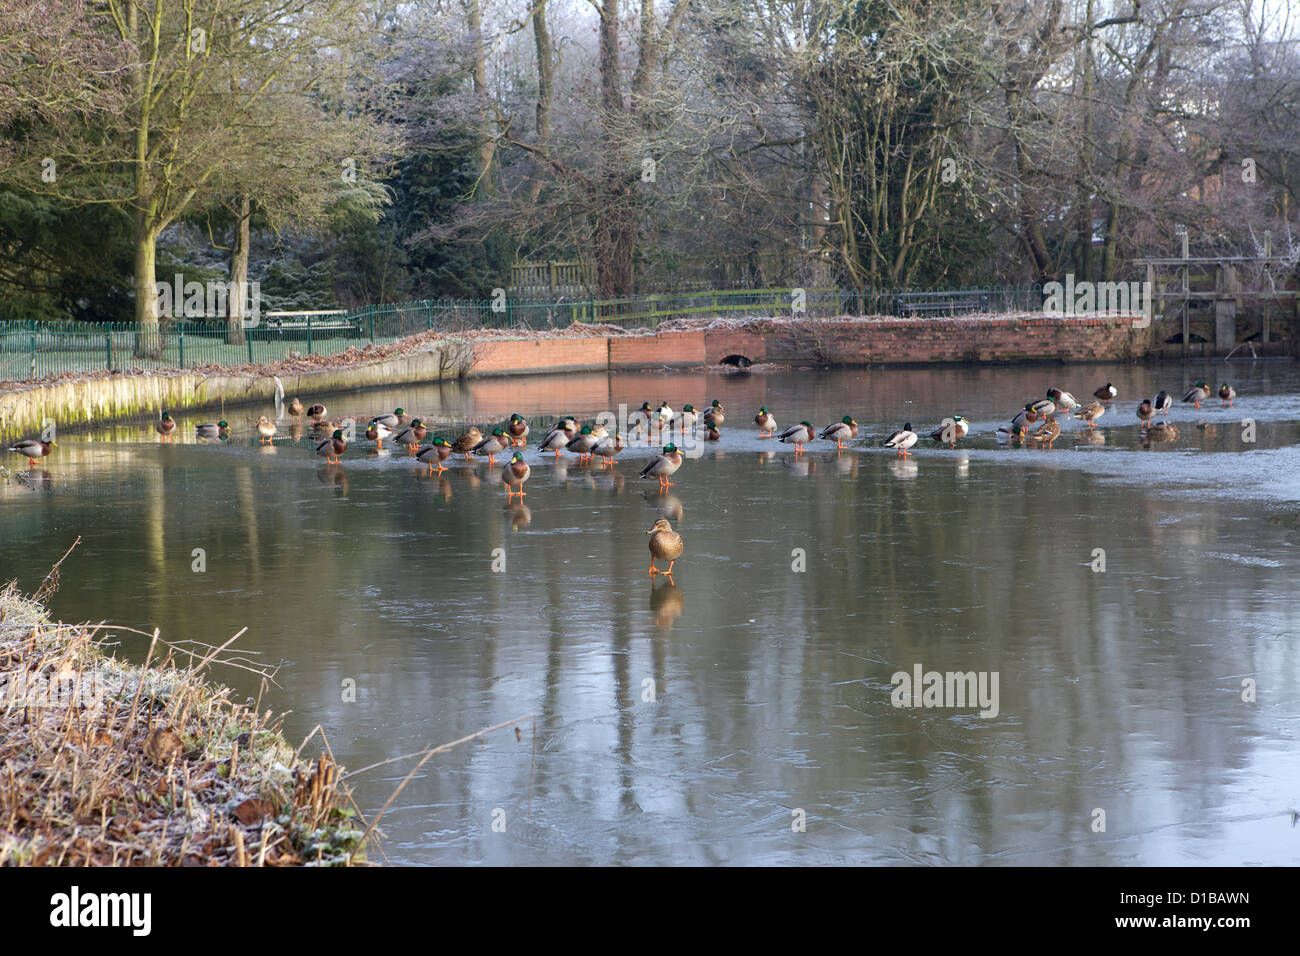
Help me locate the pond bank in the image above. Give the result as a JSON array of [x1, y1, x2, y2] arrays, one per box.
[[0, 580, 365, 866]]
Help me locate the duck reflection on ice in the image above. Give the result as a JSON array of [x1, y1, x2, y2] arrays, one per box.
[[649, 577, 684, 630]]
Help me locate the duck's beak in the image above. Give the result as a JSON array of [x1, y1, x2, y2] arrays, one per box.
[[646, 528, 655, 535]]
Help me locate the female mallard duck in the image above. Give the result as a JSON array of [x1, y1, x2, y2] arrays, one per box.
[[1182, 381, 1211, 408], [306, 403, 327, 421], [565, 425, 600, 462], [9, 438, 56, 466], [1030, 417, 1061, 448], [884, 424, 918, 457], [472, 427, 511, 465], [315, 428, 347, 464], [591, 432, 627, 468], [1146, 421, 1180, 442], [366, 420, 391, 449], [1154, 390, 1172, 415], [754, 406, 777, 438], [392, 419, 426, 456], [704, 423, 721, 441], [702, 400, 725, 427], [506, 414, 530, 446], [1218, 383, 1236, 406], [928, 415, 969, 446], [451, 425, 483, 459], [638, 443, 683, 489], [371, 408, 405, 429], [1075, 400, 1105, 428], [1047, 387, 1080, 414], [778, 421, 816, 455], [287, 397, 305, 421], [671, 404, 697, 432], [154, 412, 176, 442], [502, 451, 531, 498], [416, 436, 453, 474], [1094, 383, 1117, 402], [647, 518, 684, 578], [256, 416, 277, 444], [820, 416, 859, 449], [1137, 398, 1154, 426], [538, 421, 574, 456], [196, 420, 230, 440]]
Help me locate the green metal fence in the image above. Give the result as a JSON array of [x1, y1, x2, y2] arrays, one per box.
[[1, 285, 1043, 383]]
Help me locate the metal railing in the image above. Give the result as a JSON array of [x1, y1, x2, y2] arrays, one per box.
[[1, 284, 1044, 383]]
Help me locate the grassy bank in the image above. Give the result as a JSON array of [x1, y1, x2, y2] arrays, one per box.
[[0, 570, 366, 866]]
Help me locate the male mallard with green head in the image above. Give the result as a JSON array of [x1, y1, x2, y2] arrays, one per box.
[[506, 414, 530, 446], [778, 421, 816, 455], [703, 400, 725, 427], [1218, 383, 1236, 406], [639, 443, 683, 489], [366, 420, 392, 449], [672, 404, 698, 432], [9, 438, 56, 466], [647, 518, 684, 578], [704, 423, 721, 441], [502, 452, 531, 499], [592, 432, 627, 468], [928, 415, 969, 447], [754, 406, 777, 438], [417, 436, 453, 474], [820, 416, 859, 449], [1137, 398, 1154, 426], [393, 419, 427, 456], [155, 412, 176, 442], [472, 427, 511, 466], [538, 422, 573, 456], [196, 420, 230, 440], [1047, 387, 1080, 414], [884, 424, 918, 457], [629, 403, 654, 437], [316, 428, 347, 464], [372, 408, 405, 429], [566, 425, 600, 462], [1182, 382, 1211, 408]]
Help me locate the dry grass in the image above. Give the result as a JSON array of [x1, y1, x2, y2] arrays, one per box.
[[0, 577, 366, 867]]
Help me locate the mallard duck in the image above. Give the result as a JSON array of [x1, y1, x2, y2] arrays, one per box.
[[819, 416, 859, 449], [306, 404, 327, 421], [256, 416, 277, 445], [416, 436, 453, 474], [671, 404, 698, 432], [1182, 381, 1211, 408], [629, 403, 654, 437], [538, 421, 573, 456], [778, 421, 816, 456], [392, 419, 426, 456], [754, 406, 777, 438], [315, 428, 347, 464], [702, 400, 725, 427], [704, 423, 721, 441], [638, 443, 683, 488], [1047, 387, 1080, 413], [502, 452, 530, 498], [1029, 398, 1056, 418], [928, 415, 968, 447], [1075, 400, 1105, 428], [366, 420, 392, 449], [884, 424, 918, 457], [1094, 383, 1117, 402], [451, 425, 482, 460], [1218, 383, 1236, 406], [592, 432, 627, 468], [196, 420, 230, 440], [9, 438, 56, 466], [371, 408, 405, 429], [996, 422, 1026, 445], [565, 425, 600, 462], [1145, 422, 1180, 442], [472, 427, 511, 466], [506, 414, 530, 446], [154, 412, 176, 442], [1154, 390, 1172, 415], [287, 397, 305, 421], [1136, 399, 1154, 426], [647, 518, 684, 578], [1030, 417, 1061, 448], [1011, 404, 1036, 430]]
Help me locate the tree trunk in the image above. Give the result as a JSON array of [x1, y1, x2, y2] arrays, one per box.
[[227, 195, 251, 345], [133, 213, 162, 358]]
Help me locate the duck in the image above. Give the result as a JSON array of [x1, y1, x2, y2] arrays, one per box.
[[638, 443, 683, 489], [1182, 382, 1211, 408], [1153, 390, 1172, 415], [451, 425, 483, 460], [996, 422, 1026, 445], [820, 416, 859, 449], [287, 397, 305, 421], [472, 427, 511, 466], [647, 518, 684, 578], [1094, 383, 1117, 402], [655, 402, 673, 437], [1137, 398, 1154, 426], [1218, 383, 1236, 406], [392, 419, 426, 456], [371, 408, 405, 429], [416, 437, 453, 474], [306, 403, 327, 421], [777, 421, 816, 455], [928, 415, 968, 447], [671, 405, 698, 432], [154, 412, 176, 442], [884, 423, 918, 457], [629, 403, 654, 437], [506, 414, 530, 446], [565, 425, 600, 462], [1145, 421, 1180, 442], [704, 423, 721, 441], [1075, 400, 1105, 428], [754, 406, 777, 438], [256, 416, 277, 445], [502, 452, 531, 498], [1029, 398, 1056, 418], [1047, 387, 1080, 413], [196, 420, 230, 440], [365, 420, 392, 449], [8, 438, 56, 466], [1030, 417, 1061, 448], [702, 400, 725, 427], [315, 428, 347, 464], [1011, 404, 1037, 430], [591, 432, 627, 468], [538, 421, 573, 456]]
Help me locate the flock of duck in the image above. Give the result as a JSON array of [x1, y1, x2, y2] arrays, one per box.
[[3, 380, 1240, 578]]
